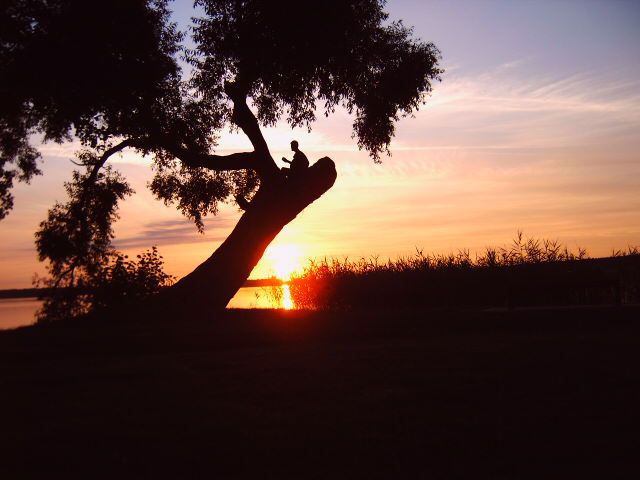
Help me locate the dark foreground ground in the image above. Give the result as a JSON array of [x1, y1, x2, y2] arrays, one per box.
[[1, 306, 639, 479]]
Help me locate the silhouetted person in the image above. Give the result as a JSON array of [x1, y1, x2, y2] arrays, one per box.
[[282, 140, 309, 178]]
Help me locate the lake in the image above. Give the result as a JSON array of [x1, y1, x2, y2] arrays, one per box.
[[0, 285, 294, 330], [0, 297, 41, 330]]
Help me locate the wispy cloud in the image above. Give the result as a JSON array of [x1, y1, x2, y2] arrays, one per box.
[[37, 140, 81, 159], [113, 217, 234, 250], [386, 60, 640, 159], [427, 63, 640, 118]]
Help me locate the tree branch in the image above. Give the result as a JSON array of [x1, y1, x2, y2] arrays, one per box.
[[125, 137, 270, 179], [224, 81, 280, 181], [92, 82, 280, 181], [94, 91, 280, 181], [52, 261, 78, 289], [88, 138, 138, 184], [224, 81, 269, 154], [159, 146, 260, 172]]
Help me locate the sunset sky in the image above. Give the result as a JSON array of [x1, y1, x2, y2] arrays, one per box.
[[1, 0, 639, 289]]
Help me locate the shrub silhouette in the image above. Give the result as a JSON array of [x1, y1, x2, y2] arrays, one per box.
[[36, 246, 174, 322]]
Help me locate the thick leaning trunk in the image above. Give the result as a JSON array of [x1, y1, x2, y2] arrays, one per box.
[[165, 157, 337, 312]]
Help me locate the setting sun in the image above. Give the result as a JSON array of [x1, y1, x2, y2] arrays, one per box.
[[264, 244, 303, 280]]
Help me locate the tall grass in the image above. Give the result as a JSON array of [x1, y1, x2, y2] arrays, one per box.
[[289, 232, 640, 310]]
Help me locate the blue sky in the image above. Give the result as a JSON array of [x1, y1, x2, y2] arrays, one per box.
[[1, 0, 639, 287]]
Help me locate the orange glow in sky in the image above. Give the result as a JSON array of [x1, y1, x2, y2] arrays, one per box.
[[0, 1, 639, 290]]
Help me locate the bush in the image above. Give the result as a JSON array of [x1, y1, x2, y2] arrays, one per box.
[[35, 246, 175, 322]]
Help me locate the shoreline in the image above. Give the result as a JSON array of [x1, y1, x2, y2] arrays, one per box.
[[0, 277, 286, 300]]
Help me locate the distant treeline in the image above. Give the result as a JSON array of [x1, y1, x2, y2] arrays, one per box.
[[0, 277, 284, 300], [0, 288, 54, 299], [289, 235, 640, 310], [244, 277, 284, 287]]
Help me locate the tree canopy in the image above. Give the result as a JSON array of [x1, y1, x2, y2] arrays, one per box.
[[191, 0, 442, 157], [1, 0, 442, 317], [0, 0, 182, 218]]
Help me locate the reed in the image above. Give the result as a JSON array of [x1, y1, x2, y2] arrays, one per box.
[[289, 232, 639, 310]]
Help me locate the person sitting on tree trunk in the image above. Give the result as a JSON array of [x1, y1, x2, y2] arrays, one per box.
[[282, 140, 309, 178]]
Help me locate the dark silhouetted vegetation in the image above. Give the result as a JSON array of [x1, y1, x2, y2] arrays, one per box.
[[34, 246, 174, 322], [3, 0, 442, 313], [290, 232, 640, 310]]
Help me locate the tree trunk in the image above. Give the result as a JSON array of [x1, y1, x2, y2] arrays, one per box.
[[164, 157, 337, 313]]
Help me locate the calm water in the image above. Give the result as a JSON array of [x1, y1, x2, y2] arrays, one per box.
[[226, 285, 293, 309], [0, 297, 40, 330], [0, 285, 293, 330]]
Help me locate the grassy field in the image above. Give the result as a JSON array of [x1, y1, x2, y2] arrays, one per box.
[[1, 305, 638, 478]]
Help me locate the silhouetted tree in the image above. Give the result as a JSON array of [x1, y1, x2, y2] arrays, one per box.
[[2, 0, 442, 315]]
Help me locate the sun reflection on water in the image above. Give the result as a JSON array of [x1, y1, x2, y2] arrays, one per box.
[[226, 285, 295, 309], [282, 284, 293, 310], [227, 242, 302, 309]]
